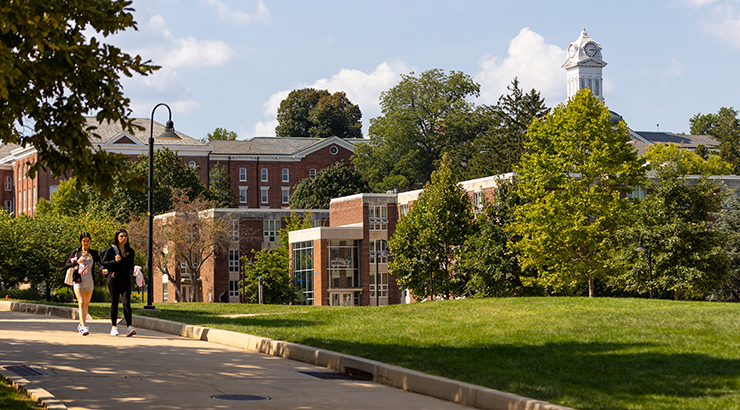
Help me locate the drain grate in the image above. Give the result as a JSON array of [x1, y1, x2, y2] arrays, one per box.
[[4, 365, 46, 377], [298, 371, 360, 380], [212, 394, 270, 401]]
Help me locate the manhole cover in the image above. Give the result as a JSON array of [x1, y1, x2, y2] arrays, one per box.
[[211, 395, 270, 401], [298, 371, 359, 380], [4, 365, 46, 377]]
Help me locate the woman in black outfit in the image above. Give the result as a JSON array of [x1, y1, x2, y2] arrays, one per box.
[[100, 228, 137, 337]]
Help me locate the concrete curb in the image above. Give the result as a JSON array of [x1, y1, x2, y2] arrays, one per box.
[[1, 301, 575, 410], [0, 368, 68, 410]]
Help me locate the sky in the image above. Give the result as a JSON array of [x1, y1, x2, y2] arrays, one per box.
[[104, 0, 740, 141]]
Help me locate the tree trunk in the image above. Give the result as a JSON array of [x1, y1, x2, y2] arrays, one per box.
[[674, 288, 679, 301], [588, 277, 595, 298]]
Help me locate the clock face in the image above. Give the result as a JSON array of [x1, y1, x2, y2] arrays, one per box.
[[584, 42, 598, 57], [567, 44, 576, 58]]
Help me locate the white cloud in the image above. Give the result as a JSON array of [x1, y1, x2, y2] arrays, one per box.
[[677, 0, 740, 47], [201, 0, 271, 25], [664, 58, 685, 78], [161, 36, 235, 68], [247, 61, 413, 137], [475, 27, 567, 105]]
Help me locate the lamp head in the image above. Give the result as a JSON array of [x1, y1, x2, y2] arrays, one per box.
[[157, 120, 181, 140]]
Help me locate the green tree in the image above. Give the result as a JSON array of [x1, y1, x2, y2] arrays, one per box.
[[353, 69, 485, 192], [709, 194, 740, 302], [289, 161, 369, 209], [275, 88, 362, 139], [202, 127, 238, 142], [208, 163, 235, 208], [449, 78, 549, 180], [512, 89, 646, 297], [643, 143, 732, 175], [610, 167, 728, 300], [241, 213, 313, 304], [453, 179, 537, 297], [689, 107, 740, 173], [89, 147, 207, 221], [389, 156, 475, 300], [0, 0, 158, 197]]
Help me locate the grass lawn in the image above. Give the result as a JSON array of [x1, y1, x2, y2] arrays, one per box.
[[39, 297, 740, 410], [0, 377, 42, 410]]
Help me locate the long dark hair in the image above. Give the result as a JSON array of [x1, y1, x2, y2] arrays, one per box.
[[112, 228, 134, 255], [77, 232, 92, 257]]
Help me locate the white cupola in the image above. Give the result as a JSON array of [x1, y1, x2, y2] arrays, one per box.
[[562, 28, 607, 101]]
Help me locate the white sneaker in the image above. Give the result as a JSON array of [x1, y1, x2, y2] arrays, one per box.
[[126, 326, 137, 337], [77, 324, 89, 336], [110, 326, 119, 336]]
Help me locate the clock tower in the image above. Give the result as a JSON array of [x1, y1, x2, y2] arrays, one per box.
[[562, 28, 607, 101]]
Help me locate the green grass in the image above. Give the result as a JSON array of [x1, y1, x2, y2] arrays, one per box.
[[0, 377, 42, 410], [24, 297, 740, 410]]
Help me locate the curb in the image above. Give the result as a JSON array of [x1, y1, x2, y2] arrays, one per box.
[[0, 369, 68, 410], [1, 301, 575, 410]]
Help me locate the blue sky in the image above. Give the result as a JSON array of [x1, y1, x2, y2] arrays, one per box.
[[106, 0, 740, 141]]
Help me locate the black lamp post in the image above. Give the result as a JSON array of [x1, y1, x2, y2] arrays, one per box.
[[636, 233, 653, 299], [145, 103, 181, 310], [374, 239, 389, 307]]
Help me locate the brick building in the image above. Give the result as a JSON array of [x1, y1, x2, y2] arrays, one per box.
[[287, 174, 514, 306], [0, 118, 359, 302]]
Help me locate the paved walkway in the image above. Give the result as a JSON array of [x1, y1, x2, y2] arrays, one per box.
[[0, 310, 470, 410]]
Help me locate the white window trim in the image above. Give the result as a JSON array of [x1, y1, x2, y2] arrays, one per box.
[[239, 168, 247, 182], [282, 168, 289, 182], [261, 168, 268, 182], [281, 187, 290, 204], [238, 186, 248, 204], [260, 187, 269, 204]]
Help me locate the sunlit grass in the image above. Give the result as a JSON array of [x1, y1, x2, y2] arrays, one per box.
[[0, 377, 42, 410], [24, 297, 740, 410]]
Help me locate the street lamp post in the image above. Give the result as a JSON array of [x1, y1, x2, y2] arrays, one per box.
[[374, 239, 389, 307], [636, 233, 653, 299], [145, 103, 181, 310]]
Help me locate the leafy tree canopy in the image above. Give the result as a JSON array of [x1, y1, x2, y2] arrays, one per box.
[[289, 161, 369, 209], [241, 212, 313, 304], [275, 88, 362, 139], [0, 0, 158, 197], [448, 78, 549, 180], [643, 143, 732, 176], [203, 127, 238, 142], [353, 69, 485, 192], [389, 156, 475, 300], [689, 107, 740, 173], [512, 89, 646, 297]]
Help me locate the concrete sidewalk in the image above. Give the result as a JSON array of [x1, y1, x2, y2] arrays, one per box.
[[0, 302, 573, 410]]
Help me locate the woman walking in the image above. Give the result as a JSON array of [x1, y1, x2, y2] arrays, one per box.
[[101, 229, 137, 337], [64, 232, 102, 336]]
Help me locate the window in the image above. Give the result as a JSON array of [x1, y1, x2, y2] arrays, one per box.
[[282, 168, 289, 182], [264, 220, 279, 242], [229, 280, 239, 297], [309, 169, 317, 179], [239, 168, 247, 182], [231, 220, 239, 242], [239, 188, 247, 204], [328, 240, 359, 289], [188, 161, 197, 169], [49, 185, 58, 202], [293, 241, 314, 305], [229, 250, 240, 273], [330, 146, 338, 155], [369, 241, 388, 264], [400, 204, 408, 218], [368, 206, 388, 230], [261, 187, 269, 204], [4, 200, 12, 213], [628, 188, 647, 200], [261, 168, 268, 182], [474, 191, 483, 210], [282, 187, 290, 204], [4, 176, 10, 191], [594, 79, 600, 96]]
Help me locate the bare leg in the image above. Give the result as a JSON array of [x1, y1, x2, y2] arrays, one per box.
[[73, 287, 86, 327], [80, 290, 94, 327]]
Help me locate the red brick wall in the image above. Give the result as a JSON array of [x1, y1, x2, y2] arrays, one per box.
[[329, 196, 364, 226]]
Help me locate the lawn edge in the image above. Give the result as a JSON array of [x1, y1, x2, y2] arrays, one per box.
[[1, 300, 574, 410]]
